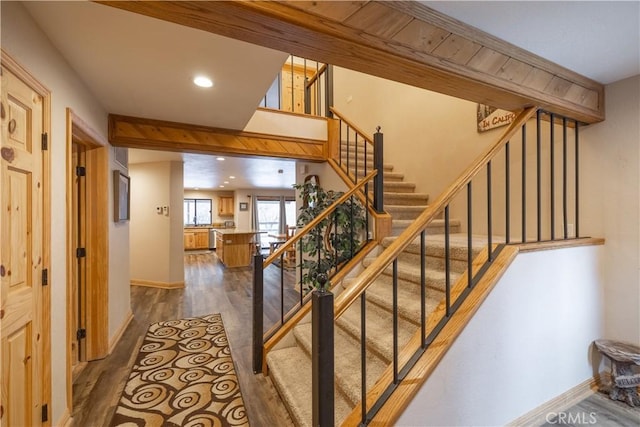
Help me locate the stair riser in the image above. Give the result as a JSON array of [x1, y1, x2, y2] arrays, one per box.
[[381, 240, 482, 261], [384, 183, 416, 193], [341, 163, 393, 172], [391, 222, 461, 236], [384, 194, 429, 205], [385, 207, 428, 220], [394, 251, 469, 275]]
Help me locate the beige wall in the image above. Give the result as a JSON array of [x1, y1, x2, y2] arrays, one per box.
[[581, 75, 640, 344], [130, 161, 184, 284], [1, 2, 131, 422]]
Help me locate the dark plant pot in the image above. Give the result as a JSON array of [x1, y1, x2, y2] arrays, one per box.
[[312, 289, 334, 427]]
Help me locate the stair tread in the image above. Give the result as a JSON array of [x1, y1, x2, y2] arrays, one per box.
[[362, 258, 461, 291], [337, 298, 418, 366], [384, 182, 416, 193], [267, 346, 353, 427], [381, 233, 488, 259], [353, 277, 445, 324], [294, 322, 388, 407]]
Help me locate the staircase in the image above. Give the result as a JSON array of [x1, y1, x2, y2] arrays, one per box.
[[266, 154, 484, 426]]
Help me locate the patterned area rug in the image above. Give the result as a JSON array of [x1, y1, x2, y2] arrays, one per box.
[[110, 313, 249, 426]]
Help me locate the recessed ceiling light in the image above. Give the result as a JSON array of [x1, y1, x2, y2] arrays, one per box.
[[216, 157, 225, 161], [229, 176, 236, 179], [219, 185, 225, 188], [224, 181, 229, 184], [193, 76, 213, 88]]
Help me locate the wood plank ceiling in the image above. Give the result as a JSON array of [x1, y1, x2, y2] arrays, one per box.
[[99, 1, 605, 125]]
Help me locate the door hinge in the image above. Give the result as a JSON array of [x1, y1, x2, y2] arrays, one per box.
[[41, 403, 48, 422], [42, 268, 48, 286], [77, 328, 87, 341], [41, 133, 48, 151], [76, 166, 86, 177], [76, 247, 86, 258]]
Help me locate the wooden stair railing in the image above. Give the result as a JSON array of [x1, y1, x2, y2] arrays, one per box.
[[332, 106, 540, 425]]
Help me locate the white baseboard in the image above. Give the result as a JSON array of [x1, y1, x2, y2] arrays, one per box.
[[108, 309, 133, 354], [130, 279, 185, 289], [507, 374, 606, 427]]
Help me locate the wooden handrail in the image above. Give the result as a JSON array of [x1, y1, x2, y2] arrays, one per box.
[[305, 63, 328, 88], [329, 107, 374, 145], [334, 106, 539, 318], [263, 169, 378, 267]]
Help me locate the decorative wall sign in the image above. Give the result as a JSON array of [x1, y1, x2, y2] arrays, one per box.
[[477, 104, 516, 132]]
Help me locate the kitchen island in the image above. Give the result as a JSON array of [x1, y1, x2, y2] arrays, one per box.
[[215, 229, 262, 268]]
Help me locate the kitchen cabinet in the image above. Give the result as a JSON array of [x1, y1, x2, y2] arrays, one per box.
[[184, 228, 209, 250], [215, 230, 260, 267], [218, 196, 234, 216]]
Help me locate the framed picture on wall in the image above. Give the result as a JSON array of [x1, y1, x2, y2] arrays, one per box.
[[239, 202, 248, 211], [113, 170, 130, 222], [114, 146, 128, 168]]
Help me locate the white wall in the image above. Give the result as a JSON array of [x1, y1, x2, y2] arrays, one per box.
[[130, 161, 184, 284], [397, 246, 605, 427], [244, 108, 327, 140], [1, 2, 131, 423], [581, 75, 640, 344]]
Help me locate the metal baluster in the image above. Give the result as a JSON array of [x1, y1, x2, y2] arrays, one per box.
[[550, 113, 555, 240], [355, 133, 359, 185], [537, 110, 542, 241], [522, 124, 527, 243], [445, 206, 451, 316], [393, 259, 399, 384], [360, 291, 367, 425], [280, 253, 285, 325], [420, 230, 426, 348], [338, 119, 343, 166], [252, 254, 264, 373], [487, 162, 493, 261], [505, 141, 510, 244], [563, 117, 568, 239], [575, 120, 580, 238], [290, 56, 294, 112], [467, 182, 472, 289]]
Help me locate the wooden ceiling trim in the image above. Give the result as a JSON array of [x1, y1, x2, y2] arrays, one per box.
[[391, 19, 450, 53], [467, 47, 510, 75], [281, 0, 367, 22], [97, 1, 604, 122], [108, 114, 326, 161], [344, 2, 414, 40], [496, 58, 534, 85]]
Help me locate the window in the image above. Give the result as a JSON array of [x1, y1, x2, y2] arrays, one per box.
[[184, 199, 212, 226], [256, 197, 296, 248]]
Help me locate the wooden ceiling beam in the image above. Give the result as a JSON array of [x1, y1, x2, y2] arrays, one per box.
[[98, 1, 604, 124], [108, 114, 326, 161]]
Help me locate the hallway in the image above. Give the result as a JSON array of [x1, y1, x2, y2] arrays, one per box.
[[72, 251, 297, 426]]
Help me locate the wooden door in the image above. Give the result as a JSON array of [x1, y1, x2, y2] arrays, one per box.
[[1, 64, 45, 426], [71, 144, 87, 371]]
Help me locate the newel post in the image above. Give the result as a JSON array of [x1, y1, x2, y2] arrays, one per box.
[[373, 126, 384, 213], [312, 274, 334, 427], [252, 253, 264, 373]]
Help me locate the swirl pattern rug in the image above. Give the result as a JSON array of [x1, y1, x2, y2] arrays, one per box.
[[110, 313, 249, 426]]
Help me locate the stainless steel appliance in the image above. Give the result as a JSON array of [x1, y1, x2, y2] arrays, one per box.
[[209, 229, 217, 249], [224, 220, 235, 228]]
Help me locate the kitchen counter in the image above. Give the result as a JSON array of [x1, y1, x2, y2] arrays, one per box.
[[215, 230, 262, 268]]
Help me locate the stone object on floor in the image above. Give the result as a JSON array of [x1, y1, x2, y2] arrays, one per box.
[[594, 339, 640, 407]]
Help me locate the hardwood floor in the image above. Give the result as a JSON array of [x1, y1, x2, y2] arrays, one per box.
[[540, 391, 640, 427], [72, 250, 299, 426]]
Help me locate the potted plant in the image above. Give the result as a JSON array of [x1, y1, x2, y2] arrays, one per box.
[[293, 178, 367, 293]]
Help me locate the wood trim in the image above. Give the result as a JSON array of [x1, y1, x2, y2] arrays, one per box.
[[334, 107, 537, 319], [130, 279, 185, 289], [108, 114, 327, 161], [97, 2, 604, 123], [515, 237, 605, 253], [262, 240, 378, 373], [55, 408, 71, 427], [108, 309, 133, 354], [1, 48, 53, 427], [505, 376, 602, 427], [255, 106, 330, 123]]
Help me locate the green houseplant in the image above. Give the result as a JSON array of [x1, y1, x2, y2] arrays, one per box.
[[293, 179, 367, 293]]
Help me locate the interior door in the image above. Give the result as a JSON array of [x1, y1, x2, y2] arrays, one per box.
[[1, 65, 45, 426]]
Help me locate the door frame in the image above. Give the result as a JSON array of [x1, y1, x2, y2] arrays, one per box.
[[1, 50, 52, 426], [65, 109, 109, 413]]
